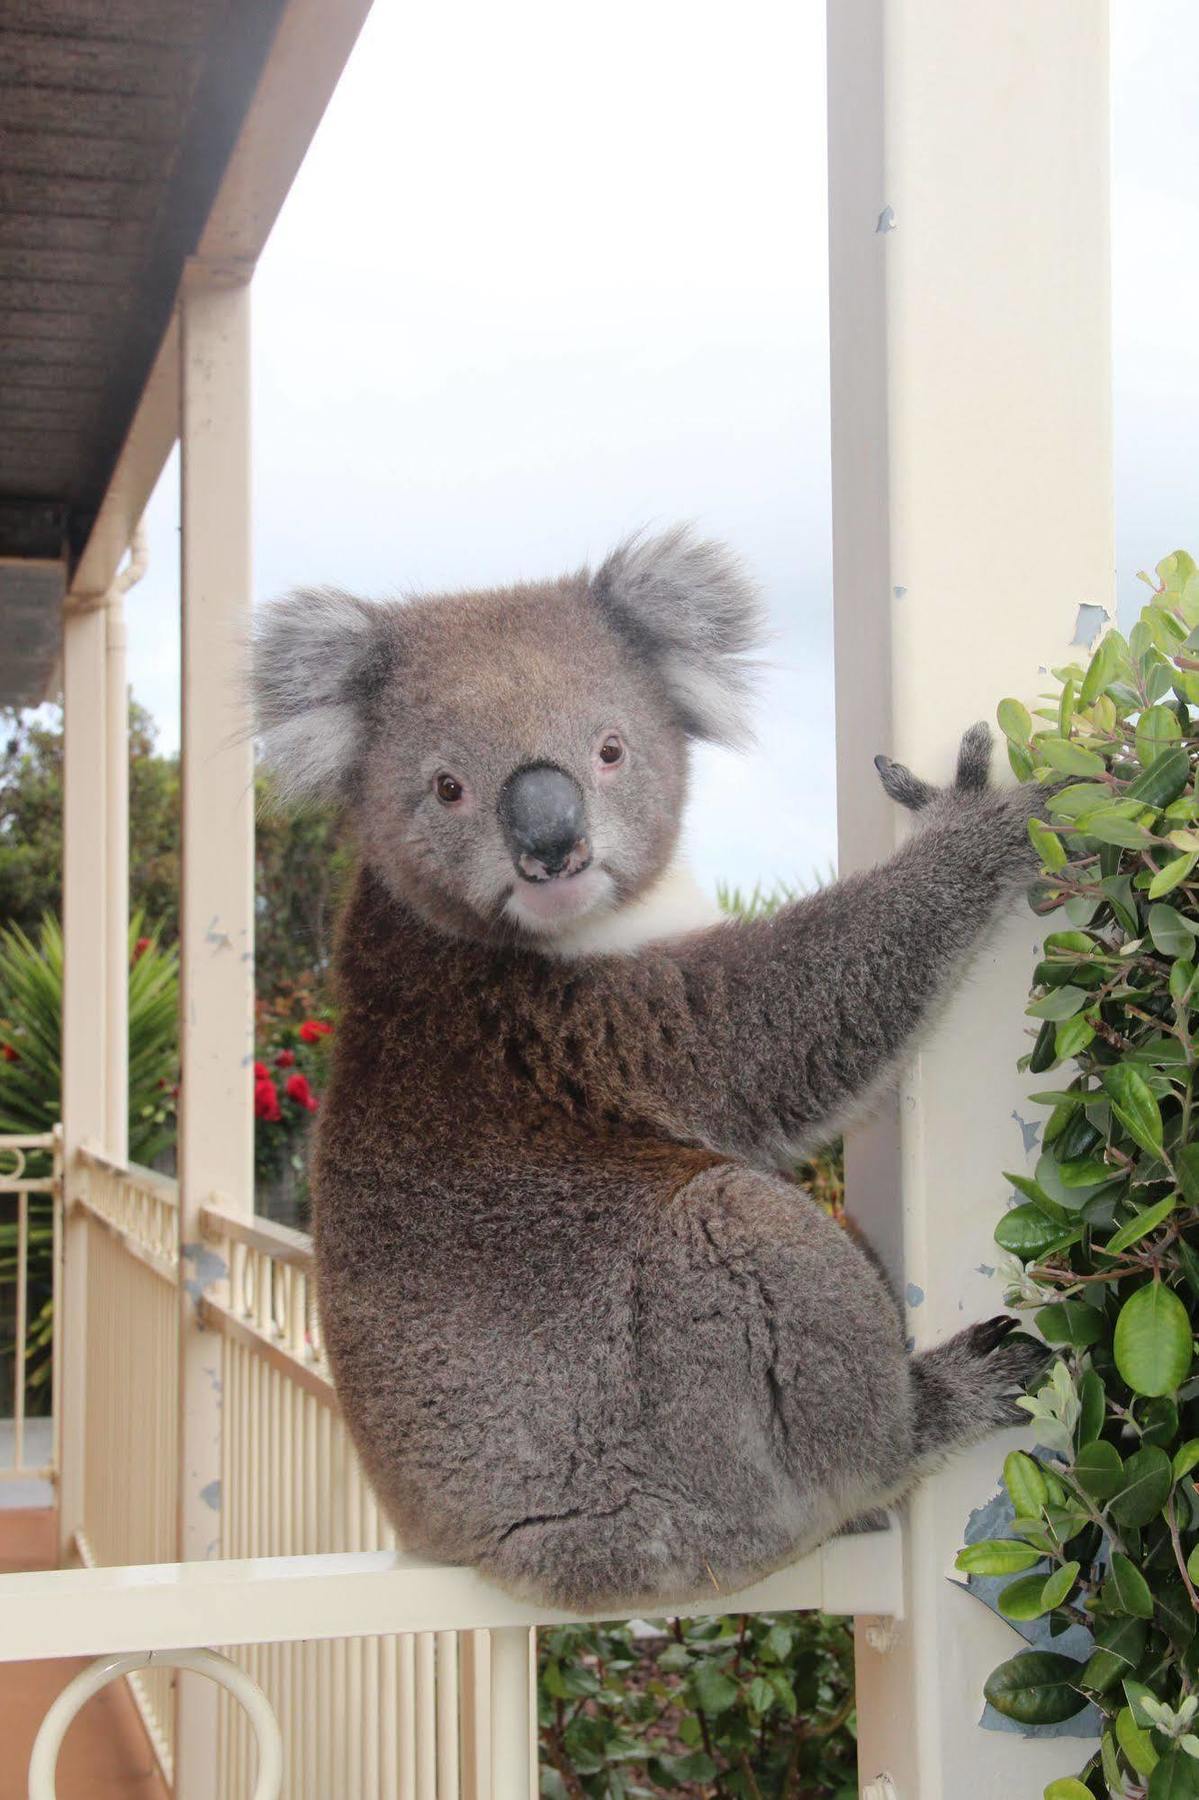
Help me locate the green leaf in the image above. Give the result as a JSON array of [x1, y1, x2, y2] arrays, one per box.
[[1080, 631, 1127, 706], [1109, 1444, 1174, 1525], [688, 1662, 738, 1716], [1083, 806, 1157, 848], [650, 1751, 719, 1786], [955, 1538, 1044, 1576], [1078, 1368, 1106, 1446], [1040, 737, 1107, 778], [1036, 1301, 1104, 1348], [1102, 1063, 1164, 1156], [1151, 853, 1199, 898], [998, 698, 1033, 745], [1040, 1560, 1080, 1612], [1029, 816, 1068, 871], [1101, 872, 1141, 933], [1173, 1439, 1199, 1480], [1149, 903, 1199, 957], [1027, 985, 1090, 1021], [1105, 1553, 1155, 1618], [1127, 746, 1193, 809], [1138, 705, 1184, 768], [998, 1572, 1055, 1621], [1074, 1437, 1124, 1500], [984, 1651, 1088, 1724], [1004, 1450, 1049, 1518], [1043, 1783, 1094, 1800], [1055, 1015, 1096, 1061], [1101, 1194, 1177, 1256], [1177, 1144, 1199, 1207], [1082, 1616, 1149, 1692], [1117, 1704, 1161, 1777], [1049, 782, 1112, 820], [1114, 1283, 1193, 1396], [996, 1204, 1071, 1261], [1149, 1748, 1199, 1799]]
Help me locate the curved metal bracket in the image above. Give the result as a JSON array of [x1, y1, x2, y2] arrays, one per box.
[[27, 1646, 283, 1799]]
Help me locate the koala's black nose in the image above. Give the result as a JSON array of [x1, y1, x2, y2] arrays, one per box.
[[500, 763, 592, 881]]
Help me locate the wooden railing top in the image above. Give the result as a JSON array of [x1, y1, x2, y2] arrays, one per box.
[[199, 1200, 314, 1271], [77, 1140, 179, 1201]]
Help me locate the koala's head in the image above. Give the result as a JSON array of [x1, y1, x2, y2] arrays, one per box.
[[251, 527, 763, 946]]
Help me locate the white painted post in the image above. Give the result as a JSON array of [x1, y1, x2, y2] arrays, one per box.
[[827, 3, 1113, 1795], [104, 592, 129, 1165], [59, 602, 108, 1561], [176, 266, 256, 1798]]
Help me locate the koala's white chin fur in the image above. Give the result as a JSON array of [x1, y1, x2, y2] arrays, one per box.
[[540, 860, 721, 959]]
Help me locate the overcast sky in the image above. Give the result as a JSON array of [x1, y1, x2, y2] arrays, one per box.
[[124, 0, 1199, 897]]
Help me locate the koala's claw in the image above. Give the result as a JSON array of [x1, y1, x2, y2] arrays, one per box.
[[873, 753, 935, 812], [968, 1313, 1018, 1355], [875, 722, 995, 813]]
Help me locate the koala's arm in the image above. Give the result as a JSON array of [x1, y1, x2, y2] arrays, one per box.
[[570, 727, 1043, 1157]]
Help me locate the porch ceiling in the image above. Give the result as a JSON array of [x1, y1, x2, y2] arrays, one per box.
[[0, 0, 291, 708]]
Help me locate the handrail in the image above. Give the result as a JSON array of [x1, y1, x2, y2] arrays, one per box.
[[76, 1140, 179, 1201], [0, 1526, 903, 1666], [199, 1200, 313, 1270]]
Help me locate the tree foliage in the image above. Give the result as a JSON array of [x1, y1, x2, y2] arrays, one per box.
[[0, 701, 351, 1003], [538, 1610, 856, 1799], [961, 551, 1199, 1798]]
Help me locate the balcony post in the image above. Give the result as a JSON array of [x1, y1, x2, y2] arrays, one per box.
[[104, 587, 130, 1164], [176, 265, 255, 1798], [828, 3, 1113, 1793], [58, 602, 108, 1560]]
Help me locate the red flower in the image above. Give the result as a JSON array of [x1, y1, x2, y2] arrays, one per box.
[[131, 936, 152, 965], [285, 1072, 319, 1113], [1, 1043, 18, 1063], [254, 1077, 281, 1122], [299, 1020, 333, 1045], [276, 1049, 296, 1068], [254, 1061, 269, 1080]]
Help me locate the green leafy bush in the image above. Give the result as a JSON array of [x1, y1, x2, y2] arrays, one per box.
[[960, 551, 1199, 1797], [538, 1609, 856, 1798], [0, 914, 178, 1409]]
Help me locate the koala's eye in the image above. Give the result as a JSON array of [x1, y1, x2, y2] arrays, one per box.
[[435, 773, 465, 805], [597, 735, 625, 767]]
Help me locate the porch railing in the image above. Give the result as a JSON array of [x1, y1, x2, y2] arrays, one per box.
[[0, 1128, 61, 1491], [1, 1139, 904, 1797]]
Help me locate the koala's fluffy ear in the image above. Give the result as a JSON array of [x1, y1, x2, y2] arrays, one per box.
[[250, 588, 392, 803], [590, 526, 765, 747]]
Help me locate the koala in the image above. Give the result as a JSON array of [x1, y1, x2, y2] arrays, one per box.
[[252, 526, 1047, 1611]]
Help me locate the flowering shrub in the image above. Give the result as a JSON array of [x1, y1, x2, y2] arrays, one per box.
[[252, 995, 334, 1215], [957, 552, 1199, 1799]]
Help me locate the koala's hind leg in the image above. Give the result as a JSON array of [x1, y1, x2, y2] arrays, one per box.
[[908, 1315, 1049, 1476]]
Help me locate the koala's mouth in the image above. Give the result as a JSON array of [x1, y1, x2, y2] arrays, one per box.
[[504, 862, 612, 934]]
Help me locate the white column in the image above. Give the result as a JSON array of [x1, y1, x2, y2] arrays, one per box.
[[176, 267, 256, 1798], [828, 5, 1112, 1796], [59, 602, 108, 1559], [104, 593, 129, 1163]]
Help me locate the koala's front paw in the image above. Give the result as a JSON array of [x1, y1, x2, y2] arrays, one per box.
[[873, 721, 993, 813], [875, 722, 1054, 879]]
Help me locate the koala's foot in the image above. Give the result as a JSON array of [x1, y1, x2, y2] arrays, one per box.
[[909, 1315, 1051, 1474]]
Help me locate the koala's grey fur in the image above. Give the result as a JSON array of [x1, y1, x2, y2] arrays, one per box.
[[251, 527, 1047, 1610]]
